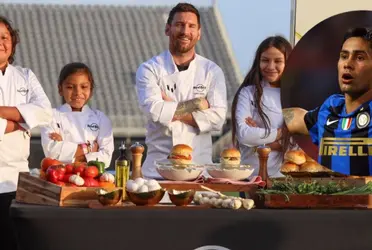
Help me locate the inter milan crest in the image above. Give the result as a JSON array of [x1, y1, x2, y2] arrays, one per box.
[[356, 112, 370, 129], [341, 117, 352, 130]]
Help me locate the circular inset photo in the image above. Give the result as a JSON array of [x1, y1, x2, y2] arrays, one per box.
[[281, 10, 372, 176]]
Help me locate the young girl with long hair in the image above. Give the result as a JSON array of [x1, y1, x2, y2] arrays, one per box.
[[231, 36, 294, 177]]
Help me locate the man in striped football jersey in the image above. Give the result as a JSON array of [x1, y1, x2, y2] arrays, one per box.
[[283, 27, 372, 176]]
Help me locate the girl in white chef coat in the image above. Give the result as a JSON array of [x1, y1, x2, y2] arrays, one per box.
[[231, 36, 295, 178], [41, 62, 114, 168], [0, 16, 52, 250]]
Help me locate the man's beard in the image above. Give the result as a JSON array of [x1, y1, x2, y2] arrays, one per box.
[[173, 36, 195, 54], [175, 44, 192, 53]]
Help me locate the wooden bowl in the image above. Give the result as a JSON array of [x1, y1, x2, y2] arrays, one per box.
[[97, 189, 123, 206], [168, 189, 196, 206], [126, 188, 165, 206]]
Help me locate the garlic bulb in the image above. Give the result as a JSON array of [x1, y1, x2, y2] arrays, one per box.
[[242, 199, 255, 210], [30, 168, 40, 177], [99, 172, 115, 183], [193, 192, 254, 210], [69, 174, 84, 186]]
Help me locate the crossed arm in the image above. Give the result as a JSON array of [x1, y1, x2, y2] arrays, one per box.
[[162, 92, 209, 128], [136, 63, 226, 132], [282, 108, 309, 135], [1, 70, 53, 136], [0, 107, 26, 133], [244, 117, 283, 151]]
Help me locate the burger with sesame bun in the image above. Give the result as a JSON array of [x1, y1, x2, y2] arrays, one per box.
[[168, 144, 193, 166], [220, 148, 241, 167]]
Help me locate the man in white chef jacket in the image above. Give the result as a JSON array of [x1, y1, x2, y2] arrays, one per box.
[[136, 3, 227, 179], [0, 16, 52, 250]]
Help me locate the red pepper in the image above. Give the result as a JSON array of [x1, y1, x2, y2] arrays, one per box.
[[46, 165, 66, 183], [83, 177, 99, 187]]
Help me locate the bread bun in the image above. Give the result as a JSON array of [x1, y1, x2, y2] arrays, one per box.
[[220, 148, 241, 158], [300, 161, 324, 172], [220, 148, 241, 166], [168, 144, 193, 166], [284, 150, 306, 165], [281, 162, 300, 172]]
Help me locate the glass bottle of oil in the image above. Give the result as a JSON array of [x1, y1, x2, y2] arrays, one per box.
[[115, 141, 130, 200]]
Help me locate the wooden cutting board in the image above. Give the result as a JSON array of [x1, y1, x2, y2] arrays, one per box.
[[263, 194, 372, 209], [16, 172, 119, 207]]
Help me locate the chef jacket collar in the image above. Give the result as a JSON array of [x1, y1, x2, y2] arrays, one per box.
[[262, 80, 280, 89], [165, 50, 197, 73], [59, 103, 91, 113]]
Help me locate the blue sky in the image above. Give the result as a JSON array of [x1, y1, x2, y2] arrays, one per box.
[[2, 0, 292, 76]]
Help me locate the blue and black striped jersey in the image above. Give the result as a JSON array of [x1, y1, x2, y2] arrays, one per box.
[[304, 94, 372, 176]]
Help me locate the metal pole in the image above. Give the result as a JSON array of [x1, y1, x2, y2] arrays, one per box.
[[289, 0, 297, 46]]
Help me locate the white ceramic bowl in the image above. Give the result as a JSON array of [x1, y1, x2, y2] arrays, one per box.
[[206, 164, 254, 181], [155, 162, 204, 181]]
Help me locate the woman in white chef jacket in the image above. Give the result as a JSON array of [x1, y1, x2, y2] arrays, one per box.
[[41, 62, 114, 168], [0, 16, 52, 250], [231, 36, 295, 178]]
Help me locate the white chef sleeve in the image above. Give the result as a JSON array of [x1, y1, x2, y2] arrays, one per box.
[[84, 111, 114, 169], [136, 63, 178, 128], [16, 69, 52, 129], [192, 67, 227, 133], [0, 118, 7, 141], [40, 115, 78, 163], [235, 87, 277, 147]]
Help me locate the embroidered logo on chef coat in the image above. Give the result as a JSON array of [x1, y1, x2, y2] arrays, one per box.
[[166, 83, 177, 93], [87, 123, 99, 131], [17, 87, 29, 96], [193, 84, 206, 93]]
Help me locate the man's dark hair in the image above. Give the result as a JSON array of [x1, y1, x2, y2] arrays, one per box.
[[166, 3, 201, 27], [343, 27, 372, 49], [0, 16, 20, 64]]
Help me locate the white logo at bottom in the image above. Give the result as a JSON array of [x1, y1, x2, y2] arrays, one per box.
[[193, 246, 231, 250]]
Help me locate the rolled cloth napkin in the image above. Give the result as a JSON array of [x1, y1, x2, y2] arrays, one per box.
[[158, 175, 266, 187]]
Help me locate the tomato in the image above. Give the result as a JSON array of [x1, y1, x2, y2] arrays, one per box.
[[40, 157, 63, 172], [83, 177, 99, 187], [65, 164, 74, 174], [84, 166, 99, 178], [73, 163, 87, 176]]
